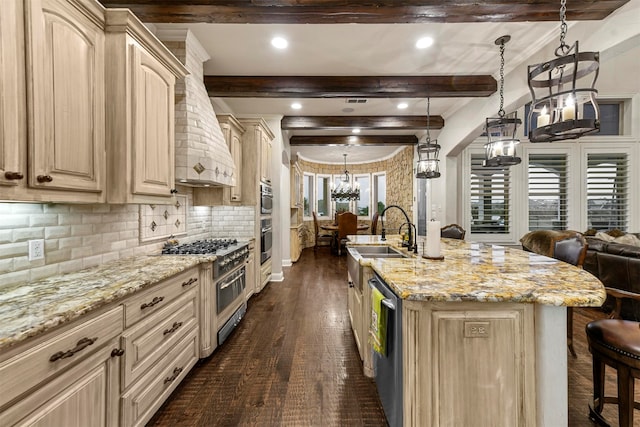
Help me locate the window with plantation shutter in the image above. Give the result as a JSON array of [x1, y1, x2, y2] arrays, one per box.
[[470, 155, 511, 234], [587, 153, 629, 231], [528, 154, 568, 231]]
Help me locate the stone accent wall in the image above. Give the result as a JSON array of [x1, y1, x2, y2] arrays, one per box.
[[299, 146, 414, 248], [162, 33, 235, 185], [0, 187, 213, 289]]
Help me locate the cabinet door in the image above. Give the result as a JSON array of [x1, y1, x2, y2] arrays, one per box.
[[0, 337, 120, 427], [245, 249, 256, 300], [25, 0, 105, 194], [229, 130, 243, 201], [0, 0, 25, 190], [131, 45, 175, 197], [259, 128, 273, 185]]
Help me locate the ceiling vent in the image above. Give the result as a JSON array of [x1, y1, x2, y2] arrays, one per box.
[[346, 98, 368, 104]]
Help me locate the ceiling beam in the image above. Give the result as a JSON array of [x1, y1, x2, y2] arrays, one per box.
[[289, 135, 418, 146], [99, 1, 629, 24], [282, 115, 443, 131], [205, 76, 496, 98]]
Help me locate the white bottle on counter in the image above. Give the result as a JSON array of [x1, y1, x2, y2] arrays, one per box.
[[426, 219, 441, 258]]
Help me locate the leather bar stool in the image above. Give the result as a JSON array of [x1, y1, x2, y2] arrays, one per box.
[[586, 319, 640, 426]]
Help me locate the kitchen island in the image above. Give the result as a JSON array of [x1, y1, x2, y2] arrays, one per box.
[[347, 235, 605, 427]]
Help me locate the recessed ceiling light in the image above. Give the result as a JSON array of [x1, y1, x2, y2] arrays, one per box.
[[291, 102, 302, 110], [352, 128, 361, 134], [349, 136, 358, 143], [416, 37, 434, 49], [271, 37, 288, 49], [397, 102, 408, 109]]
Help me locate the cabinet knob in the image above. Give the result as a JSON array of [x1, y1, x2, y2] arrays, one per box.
[[170, 188, 178, 194], [4, 171, 24, 180], [111, 348, 125, 357], [37, 175, 53, 183]]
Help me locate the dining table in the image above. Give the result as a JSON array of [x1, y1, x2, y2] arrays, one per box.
[[320, 223, 370, 233]]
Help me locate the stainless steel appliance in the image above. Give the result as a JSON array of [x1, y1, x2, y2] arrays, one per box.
[[260, 217, 272, 264], [369, 273, 403, 427], [162, 238, 249, 346], [260, 182, 273, 214]]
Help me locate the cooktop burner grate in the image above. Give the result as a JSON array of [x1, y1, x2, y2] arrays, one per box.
[[162, 238, 239, 255]]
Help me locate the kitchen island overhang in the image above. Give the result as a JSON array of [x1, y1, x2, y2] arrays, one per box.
[[347, 235, 605, 427]]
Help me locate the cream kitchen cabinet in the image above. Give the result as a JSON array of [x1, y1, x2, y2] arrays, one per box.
[[258, 258, 272, 294], [245, 240, 257, 300], [104, 9, 187, 204], [290, 161, 302, 208], [260, 129, 273, 185], [0, 0, 107, 203], [290, 225, 303, 263], [193, 114, 245, 206], [0, 306, 123, 427], [237, 118, 275, 205]]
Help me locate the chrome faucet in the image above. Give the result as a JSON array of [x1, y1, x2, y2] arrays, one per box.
[[380, 205, 418, 254]]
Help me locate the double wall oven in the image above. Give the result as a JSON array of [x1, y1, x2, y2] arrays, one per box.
[[163, 239, 250, 349], [260, 182, 273, 265]]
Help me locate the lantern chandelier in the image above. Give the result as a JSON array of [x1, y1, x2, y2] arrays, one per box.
[[527, 0, 600, 142], [484, 35, 521, 168], [331, 154, 360, 201], [416, 97, 441, 179]]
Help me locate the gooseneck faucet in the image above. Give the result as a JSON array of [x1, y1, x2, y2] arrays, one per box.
[[380, 204, 418, 254]]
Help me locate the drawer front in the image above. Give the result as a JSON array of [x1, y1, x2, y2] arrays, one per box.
[[0, 306, 123, 408], [120, 328, 199, 427], [122, 288, 198, 388], [123, 267, 199, 328]]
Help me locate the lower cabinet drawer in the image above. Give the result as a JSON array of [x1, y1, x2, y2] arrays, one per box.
[[121, 288, 198, 389], [0, 306, 123, 408], [120, 327, 199, 427]]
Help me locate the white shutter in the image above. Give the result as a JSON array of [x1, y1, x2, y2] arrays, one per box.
[[587, 153, 629, 231], [528, 154, 568, 231], [470, 155, 511, 234]]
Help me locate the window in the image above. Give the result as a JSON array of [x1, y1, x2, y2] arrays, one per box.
[[316, 175, 331, 217], [373, 173, 386, 214], [470, 155, 511, 234], [586, 153, 628, 231], [528, 154, 568, 231], [303, 173, 314, 217], [355, 174, 370, 217]]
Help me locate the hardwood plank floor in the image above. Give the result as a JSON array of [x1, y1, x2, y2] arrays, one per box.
[[148, 248, 637, 426]]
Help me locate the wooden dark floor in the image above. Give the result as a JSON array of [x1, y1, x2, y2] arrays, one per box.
[[148, 248, 638, 427]]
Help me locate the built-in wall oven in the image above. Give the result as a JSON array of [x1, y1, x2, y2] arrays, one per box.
[[260, 182, 273, 215], [261, 217, 272, 264]]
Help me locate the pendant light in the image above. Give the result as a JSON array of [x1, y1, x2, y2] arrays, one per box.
[[527, 0, 600, 142], [483, 35, 521, 168], [331, 154, 360, 201], [416, 97, 441, 179]]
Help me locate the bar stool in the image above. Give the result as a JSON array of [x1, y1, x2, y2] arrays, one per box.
[[586, 319, 640, 426]]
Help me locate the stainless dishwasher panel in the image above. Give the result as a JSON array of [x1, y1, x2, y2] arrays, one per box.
[[369, 274, 403, 427]]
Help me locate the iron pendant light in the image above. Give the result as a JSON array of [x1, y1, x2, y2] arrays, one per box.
[[527, 0, 600, 142], [331, 154, 360, 201], [416, 97, 441, 179], [484, 35, 521, 168]]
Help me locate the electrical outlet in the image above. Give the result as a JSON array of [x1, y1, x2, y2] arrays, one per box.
[[28, 239, 45, 261]]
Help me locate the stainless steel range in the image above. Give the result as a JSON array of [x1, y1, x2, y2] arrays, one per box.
[[162, 239, 250, 348]]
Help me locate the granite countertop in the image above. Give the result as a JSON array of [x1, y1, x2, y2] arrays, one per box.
[[347, 235, 606, 307], [0, 255, 216, 352]]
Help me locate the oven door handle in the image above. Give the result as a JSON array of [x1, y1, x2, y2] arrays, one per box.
[[261, 226, 272, 233], [219, 277, 237, 290]]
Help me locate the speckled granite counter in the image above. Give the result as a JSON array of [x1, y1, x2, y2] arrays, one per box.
[[347, 235, 605, 307], [0, 255, 215, 351]]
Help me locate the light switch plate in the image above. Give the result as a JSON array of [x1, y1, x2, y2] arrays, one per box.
[[28, 239, 45, 261]]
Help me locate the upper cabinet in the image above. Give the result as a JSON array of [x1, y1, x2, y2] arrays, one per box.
[[291, 161, 302, 209], [238, 118, 275, 205], [1, 0, 107, 203], [260, 129, 273, 185], [104, 9, 188, 204]]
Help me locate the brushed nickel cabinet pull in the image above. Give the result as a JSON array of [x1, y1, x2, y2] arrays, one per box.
[[111, 348, 125, 357], [37, 175, 53, 183], [140, 296, 164, 310], [163, 321, 183, 336], [181, 277, 198, 287], [164, 366, 183, 384], [4, 171, 24, 180], [49, 337, 98, 362]]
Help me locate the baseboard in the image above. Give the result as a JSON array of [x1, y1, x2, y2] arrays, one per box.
[[270, 272, 284, 282], [282, 259, 292, 267]]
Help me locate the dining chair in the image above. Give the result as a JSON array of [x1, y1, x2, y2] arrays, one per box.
[[312, 211, 333, 251], [440, 223, 466, 240], [370, 212, 379, 235], [336, 212, 357, 255], [550, 232, 588, 357]]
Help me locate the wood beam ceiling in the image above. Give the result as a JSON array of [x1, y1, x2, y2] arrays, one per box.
[[204, 76, 496, 98], [282, 116, 443, 131], [100, 1, 629, 24], [289, 135, 418, 146]]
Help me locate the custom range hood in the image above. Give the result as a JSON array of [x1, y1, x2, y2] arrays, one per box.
[[156, 29, 236, 187]]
